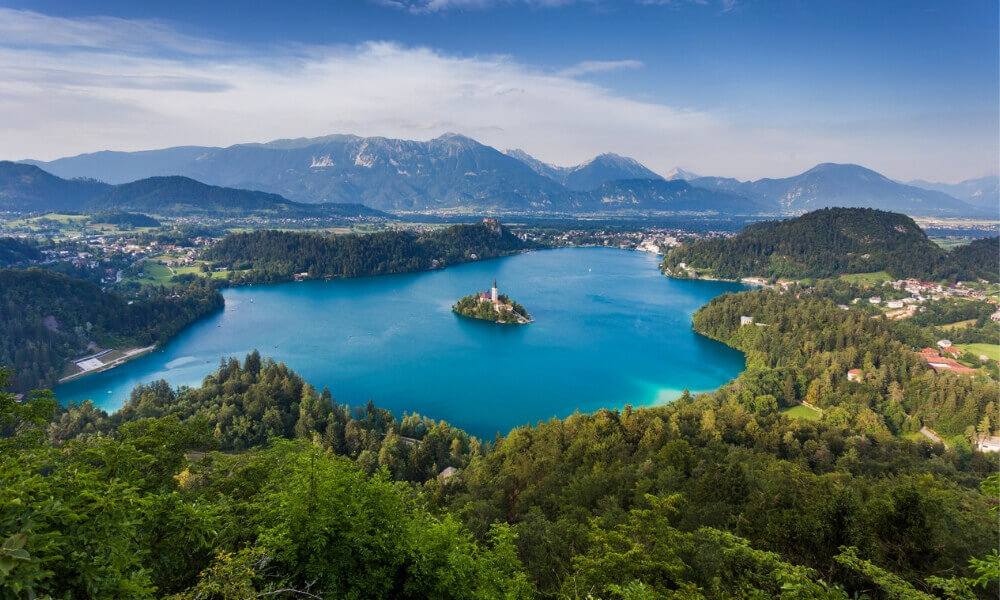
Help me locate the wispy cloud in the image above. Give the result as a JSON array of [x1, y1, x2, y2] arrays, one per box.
[[372, 0, 584, 14], [0, 8, 992, 182], [372, 0, 738, 14], [557, 60, 643, 77], [0, 8, 229, 55]]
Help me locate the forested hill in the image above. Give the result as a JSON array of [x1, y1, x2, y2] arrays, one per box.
[[0, 161, 110, 212], [950, 236, 1000, 281], [8, 338, 997, 597], [205, 220, 531, 283], [0, 162, 390, 218], [662, 207, 995, 281], [0, 268, 223, 391], [88, 176, 390, 218]]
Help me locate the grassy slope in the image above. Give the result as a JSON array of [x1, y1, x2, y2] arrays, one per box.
[[838, 271, 892, 285], [956, 343, 1000, 361], [780, 404, 822, 421]]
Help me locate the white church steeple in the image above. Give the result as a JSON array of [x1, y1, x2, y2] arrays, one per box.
[[491, 278, 498, 303]]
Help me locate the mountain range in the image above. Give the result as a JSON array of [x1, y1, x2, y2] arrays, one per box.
[[688, 163, 984, 217], [504, 149, 663, 191], [906, 175, 999, 213], [16, 133, 998, 217], [0, 161, 386, 218]]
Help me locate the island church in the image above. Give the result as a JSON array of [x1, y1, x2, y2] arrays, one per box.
[[478, 279, 511, 312]]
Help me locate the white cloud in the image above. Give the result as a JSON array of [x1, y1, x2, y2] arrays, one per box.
[[0, 8, 993, 182], [556, 60, 643, 77]]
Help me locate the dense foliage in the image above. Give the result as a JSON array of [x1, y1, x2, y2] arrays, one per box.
[[439, 402, 996, 599], [692, 289, 998, 442], [3, 219, 998, 597], [6, 345, 997, 599], [2, 369, 530, 599], [453, 293, 530, 324], [205, 221, 531, 283], [0, 237, 41, 267], [662, 208, 996, 282], [88, 210, 161, 227], [0, 268, 223, 391], [949, 237, 1000, 282], [52, 352, 482, 483]]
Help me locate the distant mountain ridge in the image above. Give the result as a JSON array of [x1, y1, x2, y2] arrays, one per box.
[[563, 178, 759, 214], [505, 149, 664, 190], [907, 175, 999, 214], [665, 167, 700, 181], [27, 134, 566, 212], [691, 163, 982, 217], [0, 161, 388, 218], [18, 134, 989, 216]]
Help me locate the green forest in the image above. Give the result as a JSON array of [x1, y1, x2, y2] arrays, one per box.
[[661, 208, 1000, 282], [4, 281, 999, 598], [0, 268, 223, 392], [204, 221, 530, 284], [0, 238, 41, 267], [2, 214, 998, 599], [88, 210, 161, 227]]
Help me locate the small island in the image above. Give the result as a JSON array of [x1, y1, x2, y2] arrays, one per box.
[[453, 279, 531, 325]]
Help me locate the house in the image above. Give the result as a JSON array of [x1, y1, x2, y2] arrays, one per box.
[[975, 436, 1000, 453], [847, 369, 861, 382], [925, 357, 978, 375], [886, 300, 904, 309], [991, 310, 1000, 322], [941, 346, 961, 357], [936, 339, 953, 348], [740, 316, 754, 326], [868, 297, 882, 305]]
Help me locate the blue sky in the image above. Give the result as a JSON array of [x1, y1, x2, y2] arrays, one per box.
[[0, 0, 996, 181]]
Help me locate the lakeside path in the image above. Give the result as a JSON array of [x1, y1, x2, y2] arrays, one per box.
[[919, 426, 949, 449], [59, 345, 157, 384]]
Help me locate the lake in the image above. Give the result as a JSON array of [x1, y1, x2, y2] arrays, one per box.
[[54, 247, 747, 438]]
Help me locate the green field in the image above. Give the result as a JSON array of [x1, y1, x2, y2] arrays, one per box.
[[931, 237, 975, 250], [781, 404, 822, 421], [838, 271, 892, 285], [3, 212, 160, 236], [940, 319, 977, 331], [120, 257, 237, 287], [139, 261, 174, 285], [956, 343, 1000, 361]]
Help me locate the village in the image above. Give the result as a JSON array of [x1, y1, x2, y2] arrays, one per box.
[[514, 226, 724, 255]]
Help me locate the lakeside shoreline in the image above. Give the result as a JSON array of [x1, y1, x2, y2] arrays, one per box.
[[58, 344, 158, 385], [53, 247, 747, 435]]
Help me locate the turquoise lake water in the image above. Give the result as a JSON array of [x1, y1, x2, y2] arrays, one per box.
[[54, 247, 747, 438]]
